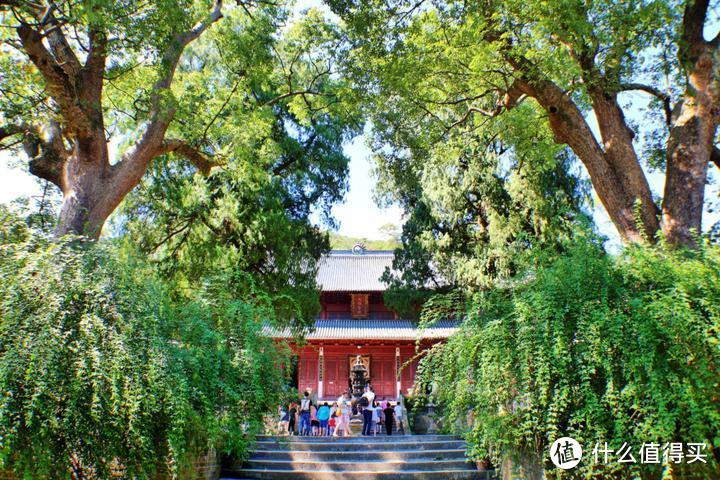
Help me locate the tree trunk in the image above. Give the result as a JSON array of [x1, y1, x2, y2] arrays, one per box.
[[55, 135, 116, 239], [589, 89, 660, 241], [663, 52, 716, 246], [516, 78, 658, 244], [12, 1, 223, 240]]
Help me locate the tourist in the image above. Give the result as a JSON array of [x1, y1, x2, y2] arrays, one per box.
[[310, 404, 320, 436], [370, 400, 380, 436], [288, 402, 298, 436], [317, 402, 331, 436], [374, 401, 383, 435], [360, 387, 374, 436], [331, 401, 342, 437], [333, 391, 353, 437], [278, 404, 289, 435], [328, 413, 336, 436], [363, 385, 375, 405], [383, 402, 395, 435], [394, 402, 404, 434], [299, 390, 313, 436]]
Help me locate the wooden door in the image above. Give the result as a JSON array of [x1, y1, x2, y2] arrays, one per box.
[[370, 357, 396, 399], [324, 356, 349, 398], [298, 356, 318, 395]]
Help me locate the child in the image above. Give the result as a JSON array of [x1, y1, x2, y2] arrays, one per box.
[[328, 414, 336, 437]]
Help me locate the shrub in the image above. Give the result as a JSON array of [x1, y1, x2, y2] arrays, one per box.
[[417, 239, 720, 479], [0, 209, 289, 479]]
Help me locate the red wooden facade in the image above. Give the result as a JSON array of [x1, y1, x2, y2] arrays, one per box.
[[274, 250, 452, 401], [296, 342, 424, 400]]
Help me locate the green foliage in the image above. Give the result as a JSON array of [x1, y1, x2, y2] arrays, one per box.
[[117, 7, 361, 322], [416, 238, 720, 478], [0, 209, 291, 479], [328, 231, 400, 250], [326, 0, 705, 287]]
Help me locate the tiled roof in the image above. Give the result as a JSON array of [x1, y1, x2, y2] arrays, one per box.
[[265, 318, 459, 341], [316, 251, 395, 291]]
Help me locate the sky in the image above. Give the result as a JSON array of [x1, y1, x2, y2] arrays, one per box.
[[324, 135, 404, 239]]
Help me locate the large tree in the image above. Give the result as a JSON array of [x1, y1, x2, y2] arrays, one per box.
[[119, 9, 360, 318], [330, 0, 720, 247], [0, 0, 348, 239]]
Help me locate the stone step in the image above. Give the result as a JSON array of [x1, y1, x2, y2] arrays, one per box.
[[249, 449, 468, 462], [221, 469, 494, 480], [219, 434, 498, 480], [255, 434, 459, 443], [253, 440, 466, 452], [242, 459, 474, 472]]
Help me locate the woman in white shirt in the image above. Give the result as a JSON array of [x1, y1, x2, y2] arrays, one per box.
[[332, 391, 353, 437]]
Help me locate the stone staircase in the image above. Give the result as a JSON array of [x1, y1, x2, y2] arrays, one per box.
[[221, 434, 497, 479]]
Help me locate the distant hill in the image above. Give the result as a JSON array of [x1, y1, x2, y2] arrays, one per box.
[[328, 232, 400, 251]]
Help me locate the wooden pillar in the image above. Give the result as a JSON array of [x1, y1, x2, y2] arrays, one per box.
[[318, 346, 324, 399], [395, 347, 401, 399]]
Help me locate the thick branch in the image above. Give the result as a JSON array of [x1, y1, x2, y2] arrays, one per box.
[[2, 122, 67, 189], [154, 139, 214, 175], [515, 76, 658, 242], [681, 0, 710, 61], [712, 146, 720, 170], [17, 23, 91, 136], [36, 3, 82, 80], [82, 27, 108, 104], [446, 83, 524, 131], [155, 0, 224, 94], [118, 0, 224, 181], [0, 125, 23, 142], [619, 83, 673, 125]]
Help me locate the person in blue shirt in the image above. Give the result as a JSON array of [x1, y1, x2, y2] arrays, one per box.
[[316, 402, 331, 436]]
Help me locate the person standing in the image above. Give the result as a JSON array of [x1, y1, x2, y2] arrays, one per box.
[[278, 404, 289, 435], [393, 402, 405, 434], [360, 386, 374, 436], [370, 401, 380, 436], [333, 391, 353, 437], [328, 413, 336, 436], [360, 385, 375, 405], [299, 391, 313, 436], [317, 402, 330, 436], [383, 402, 395, 435], [374, 401, 383, 435], [310, 404, 320, 436], [288, 402, 298, 436]]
